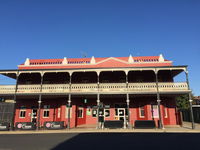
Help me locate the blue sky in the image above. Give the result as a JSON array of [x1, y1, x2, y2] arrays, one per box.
[[0, 0, 199, 95]]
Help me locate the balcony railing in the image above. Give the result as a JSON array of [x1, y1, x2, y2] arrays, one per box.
[[0, 82, 189, 94]]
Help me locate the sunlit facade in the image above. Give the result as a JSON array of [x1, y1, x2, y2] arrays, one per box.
[[0, 54, 191, 129]]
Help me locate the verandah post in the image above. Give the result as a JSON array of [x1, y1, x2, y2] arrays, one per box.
[[125, 70, 130, 129], [96, 71, 100, 129], [11, 70, 19, 130], [67, 73, 72, 129], [185, 68, 195, 129], [37, 72, 44, 130], [155, 69, 164, 129]]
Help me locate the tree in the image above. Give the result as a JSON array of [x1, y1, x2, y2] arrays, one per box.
[[176, 93, 194, 110]]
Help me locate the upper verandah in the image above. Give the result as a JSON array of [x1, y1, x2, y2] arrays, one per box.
[[18, 54, 173, 70]]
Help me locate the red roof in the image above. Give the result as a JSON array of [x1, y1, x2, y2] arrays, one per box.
[[18, 55, 172, 70]]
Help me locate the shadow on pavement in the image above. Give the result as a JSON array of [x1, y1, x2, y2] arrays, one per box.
[[52, 133, 200, 150]]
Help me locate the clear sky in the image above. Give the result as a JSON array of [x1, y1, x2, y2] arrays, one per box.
[[0, 0, 199, 95]]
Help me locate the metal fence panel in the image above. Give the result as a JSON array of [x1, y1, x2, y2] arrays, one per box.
[[0, 102, 14, 123]]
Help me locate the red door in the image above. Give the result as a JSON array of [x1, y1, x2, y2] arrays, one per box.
[[162, 106, 170, 125], [76, 106, 86, 126], [54, 107, 62, 122]]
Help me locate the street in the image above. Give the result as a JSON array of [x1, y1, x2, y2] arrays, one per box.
[[0, 133, 199, 150]]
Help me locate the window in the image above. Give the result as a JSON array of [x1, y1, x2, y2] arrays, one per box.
[[65, 107, 72, 118], [78, 107, 84, 118], [104, 109, 110, 118], [92, 108, 97, 117], [139, 106, 145, 118], [43, 105, 50, 118], [151, 105, 159, 118], [19, 106, 26, 118]]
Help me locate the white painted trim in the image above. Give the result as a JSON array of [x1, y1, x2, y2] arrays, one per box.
[[159, 54, 165, 62], [90, 56, 96, 64], [128, 55, 134, 63]]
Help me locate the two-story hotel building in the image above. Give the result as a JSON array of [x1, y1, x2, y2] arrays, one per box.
[[0, 54, 192, 129]]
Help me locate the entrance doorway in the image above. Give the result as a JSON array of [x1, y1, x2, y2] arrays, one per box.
[[114, 103, 128, 121], [31, 108, 37, 123], [116, 108, 126, 121]]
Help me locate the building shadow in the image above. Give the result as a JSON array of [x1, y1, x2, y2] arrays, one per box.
[[52, 132, 200, 150]]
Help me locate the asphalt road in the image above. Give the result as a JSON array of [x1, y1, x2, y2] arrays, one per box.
[[0, 133, 199, 150]]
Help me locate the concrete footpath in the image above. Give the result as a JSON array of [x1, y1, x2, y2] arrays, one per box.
[[1, 122, 200, 134]]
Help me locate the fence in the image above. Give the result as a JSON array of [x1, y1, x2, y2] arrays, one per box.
[[0, 102, 14, 123], [182, 107, 200, 123]]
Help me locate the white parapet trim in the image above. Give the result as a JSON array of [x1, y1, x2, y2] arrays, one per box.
[[159, 54, 165, 62], [24, 58, 30, 66], [62, 57, 68, 64], [90, 56, 96, 64], [128, 54, 134, 63]]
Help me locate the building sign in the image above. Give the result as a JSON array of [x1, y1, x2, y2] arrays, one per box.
[[44, 121, 64, 130], [15, 122, 36, 130], [0, 122, 9, 131]]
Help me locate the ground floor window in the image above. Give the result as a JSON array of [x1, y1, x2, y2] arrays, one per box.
[[43, 105, 50, 118], [78, 107, 84, 118], [66, 107, 72, 118], [104, 109, 110, 118], [19, 106, 26, 118], [92, 108, 97, 117], [139, 106, 145, 118], [92, 107, 110, 118], [151, 105, 159, 118]]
